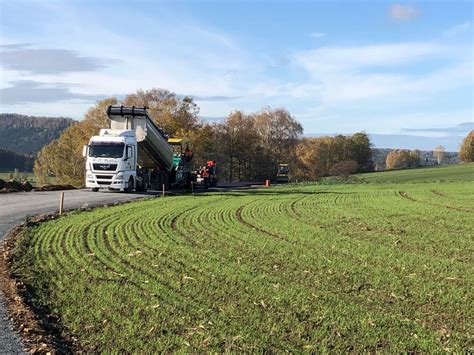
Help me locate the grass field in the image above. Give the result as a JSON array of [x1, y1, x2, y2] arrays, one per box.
[[10, 164, 474, 352], [357, 163, 473, 183]]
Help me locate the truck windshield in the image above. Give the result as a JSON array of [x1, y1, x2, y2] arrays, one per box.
[[89, 142, 124, 158], [279, 166, 289, 174]]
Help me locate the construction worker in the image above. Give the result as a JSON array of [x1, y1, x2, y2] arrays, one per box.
[[184, 144, 193, 162]]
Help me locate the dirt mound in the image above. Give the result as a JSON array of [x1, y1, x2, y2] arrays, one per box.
[[0, 179, 75, 193], [0, 179, 33, 193]]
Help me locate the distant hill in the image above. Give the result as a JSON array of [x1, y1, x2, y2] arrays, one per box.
[[0, 113, 74, 155]]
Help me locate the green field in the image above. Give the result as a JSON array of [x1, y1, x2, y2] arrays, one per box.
[[10, 164, 474, 352], [358, 163, 473, 183]]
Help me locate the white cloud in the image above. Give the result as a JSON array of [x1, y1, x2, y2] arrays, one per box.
[[443, 22, 472, 37], [0, 2, 248, 111], [389, 4, 418, 22], [249, 41, 471, 109], [310, 32, 325, 38], [294, 42, 443, 77]]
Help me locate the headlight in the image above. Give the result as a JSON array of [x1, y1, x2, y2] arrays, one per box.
[[87, 174, 94, 179], [116, 173, 124, 178]]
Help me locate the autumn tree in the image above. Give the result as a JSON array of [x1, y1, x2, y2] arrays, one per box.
[[292, 138, 328, 181], [433, 145, 445, 165], [34, 98, 118, 186], [459, 130, 474, 163], [124, 89, 211, 163], [293, 133, 373, 180], [328, 160, 359, 178], [251, 107, 303, 179], [213, 111, 258, 181], [385, 149, 421, 170], [124, 89, 200, 135]]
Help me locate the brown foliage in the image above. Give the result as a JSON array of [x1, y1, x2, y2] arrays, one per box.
[[213, 108, 302, 181], [329, 160, 359, 177], [385, 149, 421, 170], [459, 130, 474, 163], [293, 133, 373, 181], [34, 98, 117, 187]]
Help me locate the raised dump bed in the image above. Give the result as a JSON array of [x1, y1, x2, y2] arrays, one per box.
[[106, 105, 174, 171]]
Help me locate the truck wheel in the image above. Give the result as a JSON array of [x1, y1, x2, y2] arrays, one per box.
[[124, 177, 134, 192], [140, 178, 148, 192], [92, 188, 99, 192]]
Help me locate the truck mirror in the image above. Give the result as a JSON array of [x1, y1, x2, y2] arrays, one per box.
[[82, 145, 87, 157]]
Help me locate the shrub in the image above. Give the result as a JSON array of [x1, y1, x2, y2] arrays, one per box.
[[329, 160, 359, 177]]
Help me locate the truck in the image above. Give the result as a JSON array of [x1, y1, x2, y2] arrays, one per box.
[[276, 163, 290, 183], [83, 105, 193, 192]]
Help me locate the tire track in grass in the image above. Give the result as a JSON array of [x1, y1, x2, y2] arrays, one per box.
[[82, 210, 210, 319], [235, 203, 288, 243], [399, 191, 473, 213], [88, 199, 238, 318], [288, 190, 409, 240]]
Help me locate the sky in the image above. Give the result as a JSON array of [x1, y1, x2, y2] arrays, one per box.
[[0, 0, 473, 150]]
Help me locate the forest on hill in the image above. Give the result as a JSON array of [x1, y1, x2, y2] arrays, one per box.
[[0, 114, 74, 172], [0, 113, 74, 155]]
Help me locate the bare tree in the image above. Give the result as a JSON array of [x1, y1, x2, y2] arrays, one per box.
[[433, 145, 445, 165]]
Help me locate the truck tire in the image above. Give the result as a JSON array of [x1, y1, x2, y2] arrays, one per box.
[[137, 177, 148, 192], [92, 188, 99, 192], [124, 177, 134, 192]]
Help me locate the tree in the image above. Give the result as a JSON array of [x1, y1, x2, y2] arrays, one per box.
[[124, 89, 201, 136], [385, 149, 421, 170], [293, 138, 328, 181], [328, 160, 359, 178], [35, 98, 118, 186], [433, 145, 445, 165], [349, 132, 373, 172], [252, 107, 303, 179], [459, 130, 474, 163], [124, 89, 211, 164], [293, 133, 373, 181]]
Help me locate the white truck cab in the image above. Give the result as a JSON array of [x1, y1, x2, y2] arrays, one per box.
[[84, 129, 138, 192]]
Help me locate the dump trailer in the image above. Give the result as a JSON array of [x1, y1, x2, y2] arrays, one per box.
[[83, 105, 193, 192]]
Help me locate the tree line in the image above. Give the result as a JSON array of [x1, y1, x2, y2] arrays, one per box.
[[32, 88, 474, 186], [0, 113, 73, 155], [0, 149, 35, 172], [34, 88, 375, 186]]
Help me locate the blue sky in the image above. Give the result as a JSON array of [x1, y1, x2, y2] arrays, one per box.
[[0, 0, 472, 149]]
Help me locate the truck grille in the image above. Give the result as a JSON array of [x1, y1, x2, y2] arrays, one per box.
[[97, 181, 112, 185], [96, 175, 113, 179], [93, 163, 117, 171]]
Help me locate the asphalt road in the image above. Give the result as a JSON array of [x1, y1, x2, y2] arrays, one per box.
[[0, 189, 160, 353]]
